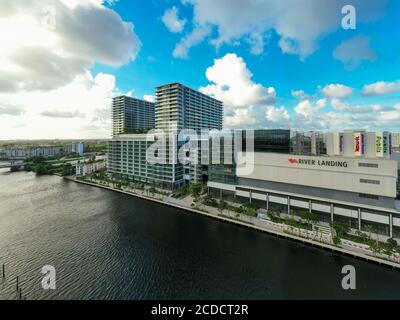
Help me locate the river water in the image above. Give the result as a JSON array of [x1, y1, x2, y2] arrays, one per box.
[[0, 170, 399, 300]]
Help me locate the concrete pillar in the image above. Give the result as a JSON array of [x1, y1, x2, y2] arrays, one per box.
[[249, 190, 252, 203], [390, 214, 393, 238], [287, 196, 291, 214], [330, 204, 334, 223], [358, 208, 362, 231], [309, 200, 312, 213], [266, 193, 269, 211]]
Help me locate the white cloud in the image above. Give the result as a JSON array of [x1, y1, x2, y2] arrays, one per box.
[[225, 108, 257, 127], [199, 53, 278, 127], [197, 53, 399, 132], [0, 70, 116, 140], [333, 35, 378, 70], [200, 53, 276, 108], [266, 106, 289, 123], [322, 84, 353, 99], [41, 109, 85, 118], [1, 74, 163, 139], [200, 53, 284, 127], [162, 6, 187, 33], [175, 0, 386, 59], [0, 102, 25, 116], [0, 0, 140, 93], [143, 95, 155, 103], [362, 80, 400, 96], [294, 99, 326, 118], [331, 98, 395, 113], [0, 0, 140, 139], [173, 25, 211, 58]]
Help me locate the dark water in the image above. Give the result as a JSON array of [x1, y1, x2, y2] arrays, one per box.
[[0, 170, 399, 300]]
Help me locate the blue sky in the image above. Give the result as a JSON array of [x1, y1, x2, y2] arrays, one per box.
[[101, 0, 400, 101], [0, 0, 399, 139]]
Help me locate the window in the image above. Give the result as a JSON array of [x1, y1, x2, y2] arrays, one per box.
[[359, 193, 379, 200], [360, 178, 380, 185], [358, 163, 378, 168]]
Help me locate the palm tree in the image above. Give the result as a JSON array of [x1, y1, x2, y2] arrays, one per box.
[[365, 225, 374, 241]]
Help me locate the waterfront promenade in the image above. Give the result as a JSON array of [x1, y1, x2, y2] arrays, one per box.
[[66, 176, 400, 269]]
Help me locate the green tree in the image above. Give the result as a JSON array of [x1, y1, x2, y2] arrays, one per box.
[[61, 163, 73, 176], [384, 238, 398, 258], [369, 241, 383, 256], [218, 200, 228, 214], [364, 224, 377, 243], [244, 206, 257, 217], [299, 210, 317, 226], [35, 163, 50, 175], [189, 182, 202, 199], [333, 236, 341, 246], [332, 221, 350, 237]]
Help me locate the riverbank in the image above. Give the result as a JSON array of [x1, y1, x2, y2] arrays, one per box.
[[66, 176, 400, 270]]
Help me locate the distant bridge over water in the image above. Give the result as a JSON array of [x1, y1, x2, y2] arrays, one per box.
[[0, 160, 24, 170]]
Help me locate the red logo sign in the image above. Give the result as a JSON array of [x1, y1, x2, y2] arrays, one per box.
[[288, 158, 298, 164], [355, 136, 360, 152]]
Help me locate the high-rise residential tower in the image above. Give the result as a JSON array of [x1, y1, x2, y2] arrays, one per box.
[[155, 83, 223, 184], [108, 83, 223, 187], [112, 96, 155, 137], [155, 83, 223, 132]]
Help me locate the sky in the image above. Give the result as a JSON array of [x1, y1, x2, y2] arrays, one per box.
[[0, 0, 400, 140]]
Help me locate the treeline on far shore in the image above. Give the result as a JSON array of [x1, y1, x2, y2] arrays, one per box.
[[24, 156, 74, 176]]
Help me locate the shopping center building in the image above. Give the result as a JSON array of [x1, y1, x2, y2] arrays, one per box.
[[208, 130, 400, 239]]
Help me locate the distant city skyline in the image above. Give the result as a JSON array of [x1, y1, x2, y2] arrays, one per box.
[[1, 0, 400, 140]]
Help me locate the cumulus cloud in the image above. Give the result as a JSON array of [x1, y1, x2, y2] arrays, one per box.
[[0, 71, 116, 140], [0, 0, 141, 93], [322, 84, 353, 99], [162, 6, 187, 33], [200, 53, 277, 108], [199, 53, 400, 131], [333, 35, 378, 70], [199, 53, 279, 127], [362, 80, 400, 96], [143, 95, 155, 103], [266, 106, 290, 123], [294, 99, 326, 118], [0, 0, 140, 139], [175, 0, 386, 59], [225, 107, 257, 127]]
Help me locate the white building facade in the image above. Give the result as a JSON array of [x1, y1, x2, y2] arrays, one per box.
[[208, 131, 400, 239]]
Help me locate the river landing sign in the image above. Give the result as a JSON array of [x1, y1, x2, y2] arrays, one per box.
[[288, 158, 348, 168]]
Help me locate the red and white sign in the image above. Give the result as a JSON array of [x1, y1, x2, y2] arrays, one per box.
[[353, 133, 364, 156]]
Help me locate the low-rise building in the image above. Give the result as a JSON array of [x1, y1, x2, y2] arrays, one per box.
[[3, 146, 64, 159], [75, 160, 106, 177]]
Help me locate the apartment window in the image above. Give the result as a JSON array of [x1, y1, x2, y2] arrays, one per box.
[[359, 193, 379, 200], [358, 163, 378, 168], [360, 178, 380, 185]]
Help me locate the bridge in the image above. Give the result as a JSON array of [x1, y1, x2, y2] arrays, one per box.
[[0, 160, 25, 170]]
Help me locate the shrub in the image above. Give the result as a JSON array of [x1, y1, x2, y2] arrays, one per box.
[[333, 236, 341, 246]]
